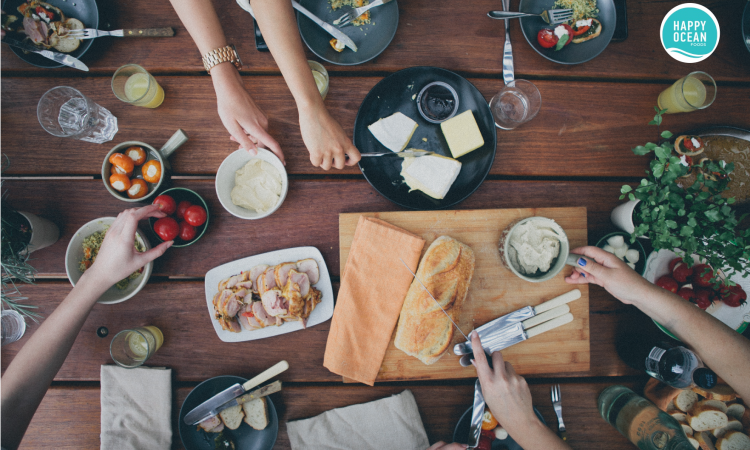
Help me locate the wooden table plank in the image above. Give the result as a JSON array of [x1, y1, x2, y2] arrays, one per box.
[[2, 0, 749, 83], [3, 77, 748, 177]]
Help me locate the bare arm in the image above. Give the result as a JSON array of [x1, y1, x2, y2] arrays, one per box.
[[1, 206, 172, 450], [566, 246, 750, 399]]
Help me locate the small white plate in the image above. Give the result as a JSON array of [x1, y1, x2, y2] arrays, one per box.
[[65, 217, 153, 304], [215, 148, 288, 220], [204, 246, 334, 342]]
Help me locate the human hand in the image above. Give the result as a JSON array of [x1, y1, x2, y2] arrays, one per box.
[[298, 105, 360, 170], [86, 205, 172, 289], [426, 442, 466, 450]]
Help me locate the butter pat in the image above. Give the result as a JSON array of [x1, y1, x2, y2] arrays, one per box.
[[440, 110, 484, 158], [231, 159, 282, 214], [400, 153, 462, 200], [368, 112, 418, 153]]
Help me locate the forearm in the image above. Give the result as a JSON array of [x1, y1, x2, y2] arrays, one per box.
[[1, 271, 107, 450], [512, 420, 572, 450], [169, 0, 228, 54]]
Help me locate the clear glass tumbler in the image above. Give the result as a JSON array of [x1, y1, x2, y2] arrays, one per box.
[[1, 310, 27, 346], [109, 326, 164, 368], [308, 60, 329, 100], [37, 86, 118, 143], [111, 64, 165, 108], [657, 71, 716, 114], [489, 79, 542, 130]]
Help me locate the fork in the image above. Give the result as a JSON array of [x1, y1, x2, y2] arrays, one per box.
[[487, 9, 573, 25], [65, 27, 175, 39], [334, 0, 392, 27], [551, 384, 567, 441]]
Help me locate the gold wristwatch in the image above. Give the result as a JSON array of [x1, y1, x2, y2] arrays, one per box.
[[202, 44, 243, 74]]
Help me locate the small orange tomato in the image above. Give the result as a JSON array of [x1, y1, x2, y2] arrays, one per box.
[[481, 411, 498, 430], [141, 160, 162, 183], [109, 153, 135, 174], [127, 179, 149, 199], [125, 146, 147, 165], [110, 165, 133, 177], [110, 173, 132, 192]]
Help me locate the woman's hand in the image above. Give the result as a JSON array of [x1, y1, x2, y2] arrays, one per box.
[[298, 105, 360, 170]]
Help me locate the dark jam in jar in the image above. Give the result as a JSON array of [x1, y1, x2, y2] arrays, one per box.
[[417, 82, 459, 123]]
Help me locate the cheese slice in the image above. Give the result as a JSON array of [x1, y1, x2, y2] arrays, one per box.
[[440, 110, 484, 158], [400, 153, 462, 200], [368, 112, 418, 153]]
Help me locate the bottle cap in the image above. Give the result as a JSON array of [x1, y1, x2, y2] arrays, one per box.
[[693, 368, 717, 389]]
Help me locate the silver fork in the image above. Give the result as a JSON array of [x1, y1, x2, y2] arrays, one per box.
[[551, 384, 568, 441], [65, 27, 175, 39], [487, 9, 573, 25], [334, 0, 392, 27]]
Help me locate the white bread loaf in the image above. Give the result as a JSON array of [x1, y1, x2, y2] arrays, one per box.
[[242, 397, 269, 430], [677, 390, 700, 412], [689, 403, 729, 432], [219, 404, 245, 430], [714, 420, 744, 439], [716, 431, 750, 450]]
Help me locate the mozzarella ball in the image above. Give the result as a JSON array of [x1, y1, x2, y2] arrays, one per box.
[[607, 235, 625, 248], [625, 249, 640, 263]]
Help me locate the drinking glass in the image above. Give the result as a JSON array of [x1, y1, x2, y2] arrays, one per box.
[[1, 310, 26, 346], [110, 326, 164, 368], [37, 86, 118, 143], [657, 71, 716, 114], [111, 64, 165, 108], [308, 60, 329, 100], [489, 80, 542, 130]]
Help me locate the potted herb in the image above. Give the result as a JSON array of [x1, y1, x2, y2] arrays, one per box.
[[2, 208, 40, 321]]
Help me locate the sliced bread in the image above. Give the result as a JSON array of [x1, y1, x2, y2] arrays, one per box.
[[219, 404, 245, 431], [689, 437, 702, 449], [726, 402, 746, 421], [673, 412, 689, 423], [242, 397, 269, 430], [703, 400, 729, 414], [689, 403, 729, 432], [714, 420, 744, 439], [679, 418, 695, 436], [716, 431, 750, 450], [694, 385, 737, 402], [697, 431, 718, 450], [678, 390, 700, 412]]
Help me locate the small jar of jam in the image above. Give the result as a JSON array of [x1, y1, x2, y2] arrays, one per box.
[[416, 81, 459, 123]]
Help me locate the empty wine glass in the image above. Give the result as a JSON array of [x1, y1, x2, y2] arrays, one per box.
[[489, 80, 541, 130]]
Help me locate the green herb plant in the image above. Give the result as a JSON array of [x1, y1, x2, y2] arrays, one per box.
[[620, 107, 750, 287]]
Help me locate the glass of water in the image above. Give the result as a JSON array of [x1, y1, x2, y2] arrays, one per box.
[[489, 80, 542, 130], [37, 86, 119, 143], [2, 310, 26, 346]]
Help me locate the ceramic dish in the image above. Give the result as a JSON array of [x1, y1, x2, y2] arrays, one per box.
[[296, 0, 398, 65], [595, 231, 647, 276], [204, 246, 334, 342], [644, 249, 750, 338], [215, 148, 288, 220], [453, 405, 545, 449], [518, 0, 616, 65], [1, 0, 98, 68], [65, 217, 152, 304], [148, 187, 209, 248], [353, 66, 497, 210], [179, 375, 278, 450], [498, 216, 572, 283]]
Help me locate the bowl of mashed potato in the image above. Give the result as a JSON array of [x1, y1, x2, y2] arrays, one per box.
[[215, 149, 288, 220], [498, 216, 572, 283]]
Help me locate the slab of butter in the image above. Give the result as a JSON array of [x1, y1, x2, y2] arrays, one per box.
[[368, 112, 418, 153], [440, 110, 484, 158], [231, 159, 282, 213], [400, 152, 462, 200]]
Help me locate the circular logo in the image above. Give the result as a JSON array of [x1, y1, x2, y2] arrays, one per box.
[[660, 3, 720, 63]]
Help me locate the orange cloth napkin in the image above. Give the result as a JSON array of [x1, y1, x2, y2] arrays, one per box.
[[324, 216, 425, 386]]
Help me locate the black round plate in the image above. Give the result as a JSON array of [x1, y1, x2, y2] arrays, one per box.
[[354, 66, 497, 210], [178, 376, 279, 450], [297, 0, 398, 65], [518, 0, 615, 65], [743, 1, 750, 53], [453, 406, 546, 449], [2, 0, 98, 68]]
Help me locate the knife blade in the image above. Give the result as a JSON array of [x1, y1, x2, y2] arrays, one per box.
[[468, 379, 485, 448], [292, 0, 358, 52], [192, 380, 282, 425], [184, 360, 288, 425], [2, 37, 88, 71], [360, 150, 435, 158]]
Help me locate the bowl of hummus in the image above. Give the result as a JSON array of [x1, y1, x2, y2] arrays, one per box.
[[215, 149, 288, 220], [498, 216, 571, 283]]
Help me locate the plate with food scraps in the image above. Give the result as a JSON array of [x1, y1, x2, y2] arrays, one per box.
[[204, 246, 334, 342], [518, 0, 615, 65], [296, 0, 399, 65], [353, 66, 497, 210], [1, 0, 98, 68]]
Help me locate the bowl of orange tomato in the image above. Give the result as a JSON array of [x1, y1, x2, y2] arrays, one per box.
[[101, 129, 188, 202]]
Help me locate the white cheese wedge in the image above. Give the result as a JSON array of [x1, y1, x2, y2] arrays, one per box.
[[368, 112, 418, 153], [440, 110, 484, 158], [400, 153, 462, 200]]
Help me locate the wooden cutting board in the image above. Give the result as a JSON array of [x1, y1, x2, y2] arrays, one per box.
[[339, 207, 590, 382]]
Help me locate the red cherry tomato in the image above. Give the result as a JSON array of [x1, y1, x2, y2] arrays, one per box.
[[176, 200, 192, 221], [477, 435, 493, 450], [153, 217, 179, 241], [184, 205, 207, 227], [672, 262, 694, 283], [153, 195, 177, 215], [677, 287, 695, 302], [693, 289, 714, 310], [656, 276, 679, 293], [692, 264, 714, 288], [719, 285, 747, 308], [668, 257, 683, 273], [537, 28, 558, 48], [178, 221, 197, 241]]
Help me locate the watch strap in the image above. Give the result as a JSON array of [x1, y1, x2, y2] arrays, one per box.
[[202, 44, 242, 73]]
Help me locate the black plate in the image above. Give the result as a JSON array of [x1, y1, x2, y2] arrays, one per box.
[[453, 406, 546, 449], [297, 0, 398, 65], [2, 0, 98, 68], [354, 66, 497, 210], [178, 376, 279, 450], [743, 1, 750, 53], [518, 0, 615, 65]]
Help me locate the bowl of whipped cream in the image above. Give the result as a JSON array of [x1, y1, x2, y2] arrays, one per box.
[[498, 216, 573, 283]]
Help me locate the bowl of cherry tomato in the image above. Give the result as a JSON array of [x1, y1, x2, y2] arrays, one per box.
[[148, 188, 209, 248], [101, 129, 188, 203]]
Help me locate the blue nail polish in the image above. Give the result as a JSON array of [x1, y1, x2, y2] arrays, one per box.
[[581, 272, 586, 278], [577, 257, 587, 267]]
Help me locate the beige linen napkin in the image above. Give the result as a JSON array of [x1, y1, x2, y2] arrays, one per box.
[[324, 216, 425, 385], [287, 389, 429, 450], [100, 365, 172, 450]]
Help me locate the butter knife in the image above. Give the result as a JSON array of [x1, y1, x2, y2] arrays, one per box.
[[360, 150, 435, 158], [2, 37, 88, 71], [502, 0, 514, 86], [292, 0, 358, 52]]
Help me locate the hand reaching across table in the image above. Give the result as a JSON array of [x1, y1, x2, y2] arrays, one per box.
[[299, 104, 361, 170]]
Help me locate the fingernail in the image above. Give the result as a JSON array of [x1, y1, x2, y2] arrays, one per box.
[[580, 271, 586, 278], [470, 330, 478, 339], [577, 257, 587, 267]]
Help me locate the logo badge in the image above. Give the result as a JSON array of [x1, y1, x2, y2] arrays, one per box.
[[660, 3, 720, 63]]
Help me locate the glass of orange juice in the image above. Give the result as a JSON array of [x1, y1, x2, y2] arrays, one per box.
[[112, 64, 165, 108], [109, 326, 164, 368], [657, 71, 716, 114]]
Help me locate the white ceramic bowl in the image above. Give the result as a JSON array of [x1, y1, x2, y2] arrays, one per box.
[[215, 148, 288, 220], [65, 217, 153, 304], [498, 216, 571, 283]]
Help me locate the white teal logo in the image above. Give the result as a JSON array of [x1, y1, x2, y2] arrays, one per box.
[[660, 3, 720, 63]]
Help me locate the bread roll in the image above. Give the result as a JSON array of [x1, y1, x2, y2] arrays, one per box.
[[394, 236, 475, 365]]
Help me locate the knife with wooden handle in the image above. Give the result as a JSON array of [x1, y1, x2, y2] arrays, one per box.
[[120, 28, 175, 37]]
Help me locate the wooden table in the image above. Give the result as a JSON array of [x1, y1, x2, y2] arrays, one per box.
[[2, 0, 749, 448]]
